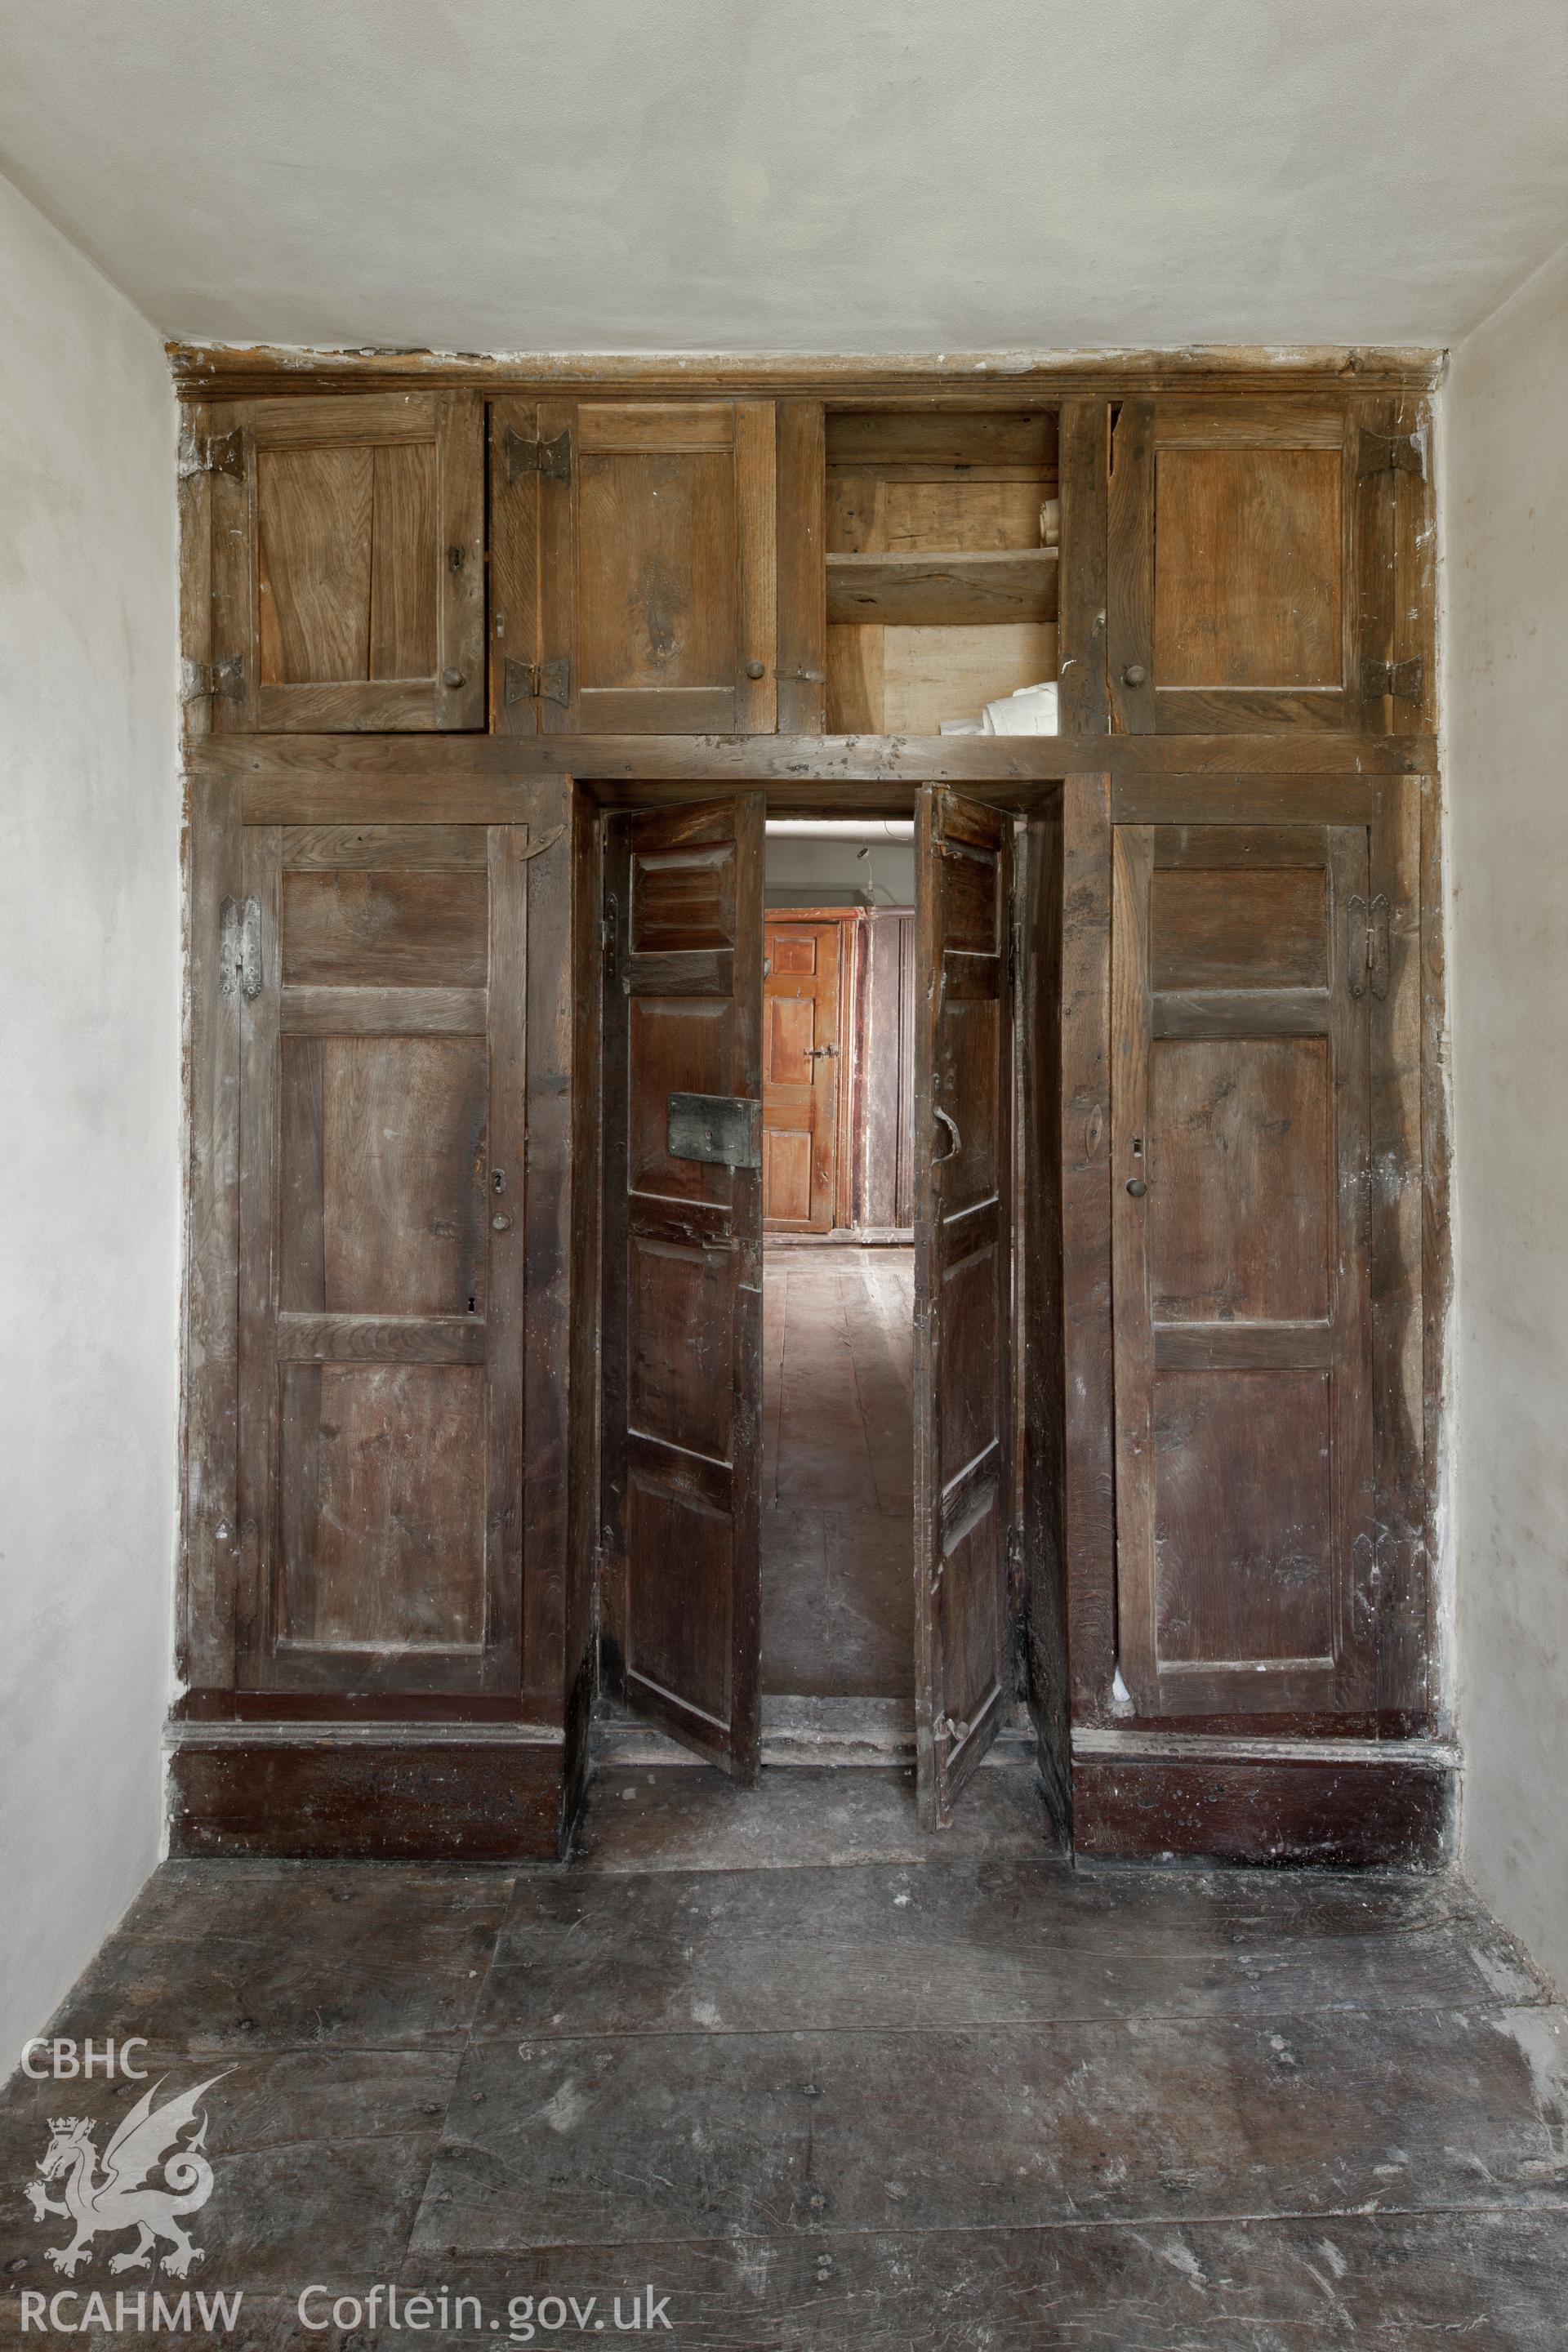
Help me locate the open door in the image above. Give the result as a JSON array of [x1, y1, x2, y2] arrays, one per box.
[[601, 797, 764, 1778], [914, 787, 1015, 1828]]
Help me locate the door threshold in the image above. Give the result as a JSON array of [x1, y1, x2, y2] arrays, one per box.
[[594, 1695, 1036, 1771], [764, 1229, 913, 1248]]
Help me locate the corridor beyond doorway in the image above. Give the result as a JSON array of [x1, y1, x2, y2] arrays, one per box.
[[761, 1245, 915, 1700]]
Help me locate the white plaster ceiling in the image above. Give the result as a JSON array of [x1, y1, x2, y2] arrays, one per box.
[[2, 0, 1566, 354]]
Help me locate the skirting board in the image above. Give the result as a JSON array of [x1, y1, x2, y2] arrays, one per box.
[[1071, 1732, 1459, 1867], [166, 1722, 566, 1861]]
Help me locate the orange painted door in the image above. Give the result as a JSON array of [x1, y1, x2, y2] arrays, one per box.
[[762, 919, 843, 1232]]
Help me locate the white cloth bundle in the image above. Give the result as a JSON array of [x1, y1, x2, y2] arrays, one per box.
[[982, 681, 1058, 735]]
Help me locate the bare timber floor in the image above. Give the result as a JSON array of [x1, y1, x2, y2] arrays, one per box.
[[2, 1767, 1567, 2348], [762, 1243, 915, 1702]]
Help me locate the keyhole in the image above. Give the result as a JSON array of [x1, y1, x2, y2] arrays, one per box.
[[468, 1294, 476, 1315]]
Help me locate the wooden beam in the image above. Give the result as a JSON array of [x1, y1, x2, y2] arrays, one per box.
[[199, 728, 1448, 823], [168, 344, 1446, 400], [826, 549, 1058, 626]]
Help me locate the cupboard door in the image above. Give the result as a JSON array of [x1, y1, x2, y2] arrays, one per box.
[[212, 393, 484, 733], [601, 798, 765, 1775], [762, 917, 842, 1232], [538, 401, 777, 733], [236, 823, 526, 1698], [1108, 401, 1354, 733], [1111, 822, 1375, 1716], [913, 787, 1014, 1829]]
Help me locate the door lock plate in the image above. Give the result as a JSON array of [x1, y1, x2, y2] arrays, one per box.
[[667, 1092, 763, 1169]]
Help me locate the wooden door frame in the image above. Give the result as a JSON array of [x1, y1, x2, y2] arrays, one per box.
[[763, 904, 860, 1235]]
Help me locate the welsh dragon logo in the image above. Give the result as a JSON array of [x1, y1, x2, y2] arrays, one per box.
[[24, 2074, 230, 2278]]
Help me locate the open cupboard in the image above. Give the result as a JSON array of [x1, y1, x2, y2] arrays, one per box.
[[172, 350, 1450, 1868]]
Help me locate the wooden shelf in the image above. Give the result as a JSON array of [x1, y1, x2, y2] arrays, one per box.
[[826, 548, 1058, 627]]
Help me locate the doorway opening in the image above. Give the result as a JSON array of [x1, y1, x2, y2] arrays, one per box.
[[759, 822, 918, 1748], [597, 788, 1061, 1832]]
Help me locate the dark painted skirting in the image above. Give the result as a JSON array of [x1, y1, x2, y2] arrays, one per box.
[[167, 1726, 565, 1861], [1071, 1738, 1456, 1867]]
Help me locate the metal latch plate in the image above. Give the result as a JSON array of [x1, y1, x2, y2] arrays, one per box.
[[667, 1093, 762, 1169]]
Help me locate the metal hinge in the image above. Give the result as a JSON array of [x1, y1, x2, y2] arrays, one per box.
[[180, 428, 245, 483], [180, 655, 244, 705], [502, 425, 572, 485], [503, 656, 571, 707], [1361, 656, 1424, 705], [1356, 426, 1426, 483], [1346, 891, 1391, 1002], [601, 892, 619, 978], [218, 896, 263, 1002]]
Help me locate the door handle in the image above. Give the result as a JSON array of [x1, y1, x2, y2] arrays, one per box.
[[807, 1045, 838, 1059], [933, 1107, 961, 1163]]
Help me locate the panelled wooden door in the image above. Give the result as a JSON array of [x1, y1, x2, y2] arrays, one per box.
[[535, 401, 777, 734], [236, 823, 526, 1697], [211, 393, 485, 733], [761, 916, 843, 1231], [1107, 400, 1356, 733], [913, 788, 1015, 1828], [1111, 820, 1378, 1717], [601, 798, 765, 1776]]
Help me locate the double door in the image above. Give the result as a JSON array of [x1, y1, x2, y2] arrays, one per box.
[[599, 791, 1014, 1824]]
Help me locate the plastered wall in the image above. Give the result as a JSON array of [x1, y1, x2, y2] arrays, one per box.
[[1445, 234, 1568, 1993], [0, 172, 180, 2060], [765, 835, 916, 908]]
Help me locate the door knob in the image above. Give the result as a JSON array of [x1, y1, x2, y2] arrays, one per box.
[[746, 660, 766, 679], [443, 667, 466, 688], [1125, 1178, 1147, 1197], [1121, 664, 1147, 688]]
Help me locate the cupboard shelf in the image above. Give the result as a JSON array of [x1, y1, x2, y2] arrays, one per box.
[[826, 547, 1058, 627]]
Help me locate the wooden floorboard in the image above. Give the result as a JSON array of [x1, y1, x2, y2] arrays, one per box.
[[1, 1780, 1562, 2348], [572, 1762, 1053, 1871], [412, 2004, 1568, 2249], [474, 1858, 1541, 2038], [761, 1245, 915, 1699]]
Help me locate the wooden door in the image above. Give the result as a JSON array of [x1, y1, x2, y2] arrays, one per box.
[[236, 823, 526, 1698], [762, 917, 843, 1231], [913, 788, 1014, 1828], [601, 798, 765, 1775], [534, 401, 777, 734], [1107, 400, 1356, 733], [210, 393, 484, 732], [1111, 821, 1376, 1716]]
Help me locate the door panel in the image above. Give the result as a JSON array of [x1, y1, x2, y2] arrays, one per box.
[[914, 789, 1013, 1828], [1111, 822, 1374, 1717], [1108, 401, 1355, 733], [602, 798, 764, 1775], [762, 917, 842, 1232], [238, 824, 525, 1697], [212, 393, 484, 733], [537, 403, 777, 734]]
